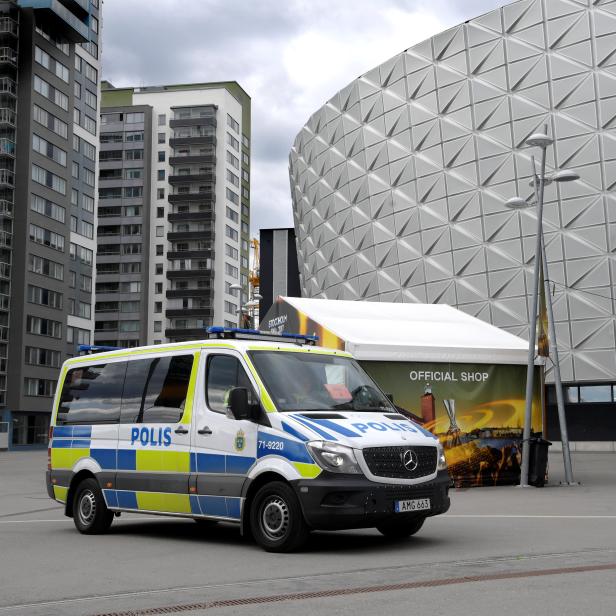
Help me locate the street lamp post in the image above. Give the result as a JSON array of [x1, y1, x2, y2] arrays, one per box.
[[229, 282, 262, 329], [505, 127, 577, 487]]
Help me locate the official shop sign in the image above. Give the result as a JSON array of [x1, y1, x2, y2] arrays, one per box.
[[408, 370, 490, 383]]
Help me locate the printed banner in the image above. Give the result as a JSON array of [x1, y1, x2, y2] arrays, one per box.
[[361, 361, 544, 487], [260, 298, 345, 350]]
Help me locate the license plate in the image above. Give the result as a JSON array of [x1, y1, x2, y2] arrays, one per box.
[[394, 498, 431, 513]]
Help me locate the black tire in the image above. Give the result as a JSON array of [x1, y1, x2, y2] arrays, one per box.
[[72, 478, 113, 535], [376, 516, 425, 539], [249, 481, 309, 552]]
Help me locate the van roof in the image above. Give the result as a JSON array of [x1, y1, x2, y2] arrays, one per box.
[[66, 338, 352, 365]]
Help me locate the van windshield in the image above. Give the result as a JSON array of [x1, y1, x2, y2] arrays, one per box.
[[248, 351, 394, 413]]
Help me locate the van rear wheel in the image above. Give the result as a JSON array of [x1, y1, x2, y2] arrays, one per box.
[[73, 478, 113, 535], [250, 481, 309, 552], [376, 517, 425, 539]]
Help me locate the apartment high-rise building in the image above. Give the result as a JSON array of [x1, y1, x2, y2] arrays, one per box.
[[96, 82, 251, 346], [0, 0, 101, 449]]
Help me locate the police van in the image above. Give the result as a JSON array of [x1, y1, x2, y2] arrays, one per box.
[[46, 327, 450, 552]]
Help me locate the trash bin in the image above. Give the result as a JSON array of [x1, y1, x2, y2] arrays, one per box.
[[528, 437, 552, 487]]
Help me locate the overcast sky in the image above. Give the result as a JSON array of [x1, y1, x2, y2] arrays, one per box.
[[101, 0, 505, 235]]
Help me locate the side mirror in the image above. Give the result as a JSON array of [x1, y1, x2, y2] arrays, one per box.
[[228, 387, 251, 420], [386, 393, 395, 404]]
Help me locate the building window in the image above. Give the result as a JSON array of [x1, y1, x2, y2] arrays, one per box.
[[226, 169, 239, 187], [157, 206, 164, 218], [29, 224, 65, 252], [225, 225, 238, 241], [82, 194, 94, 213], [226, 151, 239, 169], [225, 263, 238, 278], [227, 132, 239, 151], [158, 132, 166, 144], [155, 302, 162, 313], [25, 378, 56, 397], [155, 282, 163, 294], [157, 169, 165, 181], [27, 284, 62, 309], [158, 151, 165, 163], [227, 114, 239, 133], [153, 321, 162, 332], [156, 245, 164, 256], [226, 206, 239, 223], [157, 188, 165, 199], [28, 254, 64, 280], [125, 112, 144, 124], [32, 134, 67, 166], [155, 263, 163, 275], [158, 114, 166, 126], [225, 244, 238, 259], [224, 300, 237, 315], [26, 315, 62, 338], [31, 194, 65, 223], [156, 226, 164, 237]]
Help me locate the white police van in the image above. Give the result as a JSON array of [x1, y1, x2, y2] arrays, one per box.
[[46, 327, 450, 552]]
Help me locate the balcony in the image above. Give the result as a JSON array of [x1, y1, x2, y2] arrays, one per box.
[[165, 327, 210, 340], [0, 262, 9, 280], [0, 292, 8, 311], [57, 0, 90, 18], [0, 78, 16, 96], [168, 191, 215, 205], [167, 230, 213, 242], [166, 308, 213, 318], [0, 169, 14, 188], [0, 200, 12, 219], [169, 154, 216, 166], [168, 211, 215, 223], [0, 18, 19, 37], [167, 249, 212, 260], [0, 230, 13, 248], [168, 173, 215, 185], [169, 134, 216, 148], [166, 268, 213, 280], [0, 139, 15, 158], [0, 109, 15, 128], [166, 288, 213, 300], [0, 48, 17, 67], [17, 0, 89, 42], [169, 117, 216, 129]]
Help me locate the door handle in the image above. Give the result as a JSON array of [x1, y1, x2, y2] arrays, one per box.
[[174, 426, 189, 435], [198, 426, 213, 435]]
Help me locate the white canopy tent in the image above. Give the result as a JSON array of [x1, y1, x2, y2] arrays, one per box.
[[277, 297, 533, 365]]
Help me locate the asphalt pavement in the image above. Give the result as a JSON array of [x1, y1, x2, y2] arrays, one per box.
[[0, 450, 615, 615]]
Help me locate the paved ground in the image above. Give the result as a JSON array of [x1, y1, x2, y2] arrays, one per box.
[[0, 450, 615, 615]]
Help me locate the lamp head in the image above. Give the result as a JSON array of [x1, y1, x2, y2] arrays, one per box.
[[229, 283, 243, 292], [552, 169, 580, 183], [505, 197, 530, 209], [526, 132, 553, 148]]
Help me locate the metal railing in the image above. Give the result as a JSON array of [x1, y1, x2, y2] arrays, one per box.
[[0, 108, 16, 126], [0, 200, 13, 218], [0, 17, 19, 37], [0, 77, 16, 96], [0, 138, 15, 157], [0, 169, 14, 187], [0, 47, 17, 65]]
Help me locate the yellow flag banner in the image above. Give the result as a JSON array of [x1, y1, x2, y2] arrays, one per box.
[[537, 252, 550, 357]]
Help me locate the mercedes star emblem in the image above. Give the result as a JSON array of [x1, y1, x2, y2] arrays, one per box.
[[402, 449, 419, 472]]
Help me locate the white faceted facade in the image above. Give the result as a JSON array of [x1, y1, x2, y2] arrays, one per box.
[[290, 0, 616, 383]]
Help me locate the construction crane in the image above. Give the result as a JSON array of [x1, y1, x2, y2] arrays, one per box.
[[249, 237, 260, 291]]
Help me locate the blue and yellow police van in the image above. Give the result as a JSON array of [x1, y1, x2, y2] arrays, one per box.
[[46, 327, 450, 552]]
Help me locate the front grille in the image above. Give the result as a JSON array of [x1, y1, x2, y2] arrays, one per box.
[[362, 445, 437, 479]]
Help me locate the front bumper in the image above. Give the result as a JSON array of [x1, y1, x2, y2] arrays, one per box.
[[292, 470, 451, 530]]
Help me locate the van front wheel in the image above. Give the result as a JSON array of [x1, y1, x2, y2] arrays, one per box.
[[250, 481, 309, 552], [73, 478, 113, 535]]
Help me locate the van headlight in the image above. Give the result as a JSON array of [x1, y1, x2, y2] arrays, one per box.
[[307, 441, 362, 474], [437, 441, 448, 471]]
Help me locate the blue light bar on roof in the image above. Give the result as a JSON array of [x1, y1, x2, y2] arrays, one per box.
[[78, 344, 124, 354], [206, 326, 318, 344]]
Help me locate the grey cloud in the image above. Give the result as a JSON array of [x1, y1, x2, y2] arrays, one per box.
[[101, 0, 505, 234]]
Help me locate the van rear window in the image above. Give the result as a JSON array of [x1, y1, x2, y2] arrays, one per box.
[[57, 362, 127, 425], [57, 354, 195, 425]]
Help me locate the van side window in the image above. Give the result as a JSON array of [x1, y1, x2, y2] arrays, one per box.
[[121, 355, 194, 424], [206, 355, 257, 414], [57, 362, 127, 425]]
